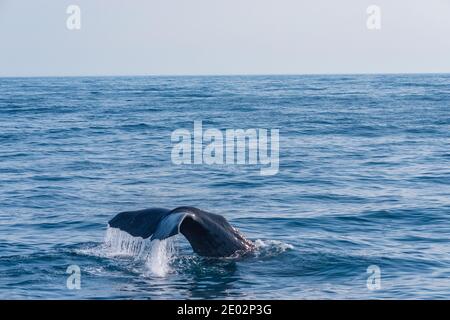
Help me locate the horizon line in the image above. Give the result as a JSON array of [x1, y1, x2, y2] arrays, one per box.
[[1, 71, 450, 79]]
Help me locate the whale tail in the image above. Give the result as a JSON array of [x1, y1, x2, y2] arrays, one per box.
[[108, 207, 254, 257]]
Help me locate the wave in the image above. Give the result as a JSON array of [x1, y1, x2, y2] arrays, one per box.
[[253, 239, 294, 257]]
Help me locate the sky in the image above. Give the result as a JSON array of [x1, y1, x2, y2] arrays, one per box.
[[0, 0, 450, 77]]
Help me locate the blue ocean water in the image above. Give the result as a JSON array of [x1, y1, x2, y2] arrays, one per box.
[[0, 74, 449, 299]]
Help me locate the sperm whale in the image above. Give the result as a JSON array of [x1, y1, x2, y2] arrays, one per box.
[[108, 206, 254, 257]]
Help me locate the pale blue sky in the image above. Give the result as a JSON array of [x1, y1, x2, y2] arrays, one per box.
[[1, 0, 449, 76]]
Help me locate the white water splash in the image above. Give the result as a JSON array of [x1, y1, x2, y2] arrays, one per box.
[[78, 227, 176, 277], [103, 227, 148, 258], [144, 239, 176, 277]]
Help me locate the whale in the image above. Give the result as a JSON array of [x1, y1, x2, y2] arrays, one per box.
[[108, 206, 254, 257]]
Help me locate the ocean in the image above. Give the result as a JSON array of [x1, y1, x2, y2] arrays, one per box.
[[0, 74, 449, 299]]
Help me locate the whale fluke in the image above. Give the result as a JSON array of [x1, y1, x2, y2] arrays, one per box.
[[108, 206, 254, 257]]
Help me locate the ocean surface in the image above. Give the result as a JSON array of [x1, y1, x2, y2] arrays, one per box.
[[0, 74, 449, 299]]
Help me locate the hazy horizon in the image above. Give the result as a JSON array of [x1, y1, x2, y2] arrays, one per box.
[[1, 0, 450, 77], [2, 71, 450, 79]]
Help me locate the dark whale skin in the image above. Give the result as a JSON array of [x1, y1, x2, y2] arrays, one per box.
[[108, 206, 254, 257]]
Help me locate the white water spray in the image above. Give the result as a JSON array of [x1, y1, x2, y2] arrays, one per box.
[[101, 227, 176, 277]]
